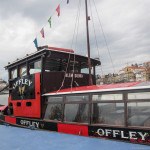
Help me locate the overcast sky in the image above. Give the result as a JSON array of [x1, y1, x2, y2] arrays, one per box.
[[0, 0, 150, 80]]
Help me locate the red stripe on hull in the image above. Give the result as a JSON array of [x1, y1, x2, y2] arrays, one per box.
[[5, 116, 16, 124], [58, 123, 88, 136]]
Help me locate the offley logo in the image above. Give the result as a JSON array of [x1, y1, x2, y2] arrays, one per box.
[[96, 128, 149, 141], [13, 78, 32, 89], [13, 78, 32, 97], [19, 86, 25, 95]]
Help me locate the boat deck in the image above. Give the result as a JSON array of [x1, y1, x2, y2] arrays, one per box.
[[0, 125, 149, 150]]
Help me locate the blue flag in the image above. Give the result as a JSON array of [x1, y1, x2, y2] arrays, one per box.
[[33, 38, 38, 48]]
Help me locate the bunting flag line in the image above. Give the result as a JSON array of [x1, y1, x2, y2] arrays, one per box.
[[67, 0, 69, 4], [56, 4, 60, 17], [33, 38, 38, 48], [48, 17, 52, 28], [40, 28, 45, 38]]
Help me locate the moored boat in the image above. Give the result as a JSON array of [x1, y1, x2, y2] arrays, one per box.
[[0, 0, 150, 145]]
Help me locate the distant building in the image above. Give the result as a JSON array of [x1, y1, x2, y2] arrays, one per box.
[[96, 61, 150, 85], [0, 79, 7, 90]]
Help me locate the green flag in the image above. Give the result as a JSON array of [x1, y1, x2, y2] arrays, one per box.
[[48, 17, 51, 28]]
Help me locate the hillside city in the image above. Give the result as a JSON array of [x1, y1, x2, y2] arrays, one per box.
[[97, 61, 150, 84]]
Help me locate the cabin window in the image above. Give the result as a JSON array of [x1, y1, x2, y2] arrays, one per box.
[[45, 58, 67, 72], [128, 92, 150, 100], [127, 102, 150, 127], [64, 94, 89, 123], [44, 96, 63, 121], [29, 60, 41, 74], [26, 102, 32, 107], [66, 95, 89, 102], [92, 93, 123, 101], [44, 104, 63, 121], [19, 65, 27, 77], [64, 104, 89, 123], [92, 103, 124, 126], [17, 102, 21, 107], [48, 97, 63, 103], [11, 68, 17, 79]]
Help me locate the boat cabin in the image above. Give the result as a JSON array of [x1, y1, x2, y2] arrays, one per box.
[[5, 46, 100, 118]]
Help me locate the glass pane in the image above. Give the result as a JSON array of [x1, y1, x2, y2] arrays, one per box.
[[92, 103, 124, 125], [92, 94, 122, 101], [29, 60, 41, 74], [19, 65, 27, 77], [64, 104, 89, 123], [44, 104, 63, 121], [48, 97, 63, 103], [11, 69, 17, 79], [128, 92, 150, 100], [66, 95, 89, 102], [128, 102, 150, 127]]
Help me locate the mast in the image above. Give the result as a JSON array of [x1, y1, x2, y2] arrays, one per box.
[[85, 0, 93, 85]]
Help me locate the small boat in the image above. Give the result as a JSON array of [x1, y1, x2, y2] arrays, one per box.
[[0, 0, 150, 145]]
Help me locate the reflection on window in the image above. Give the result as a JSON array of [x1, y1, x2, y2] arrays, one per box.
[[11, 69, 17, 79], [64, 104, 88, 123], [29, 60, 41, 74], [48, 97, 63, 103], [44, 104, 62, 121], [19, 65, 27, 77], [128, 92, 150, 100], [92, 103, 124, 125], [92, 94, 122, 101], [66, 95, 89, 102], [128, 102, 150, 127]]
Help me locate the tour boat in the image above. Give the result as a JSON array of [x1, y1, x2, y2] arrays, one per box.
[[0, 0, 150, 145]]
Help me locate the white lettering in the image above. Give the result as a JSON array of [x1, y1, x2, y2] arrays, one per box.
[[13, 79, 32, 89], [96, 129, 105, 136], [129, 131, 137, 140], [20, 120, 40, 128], [121, 131, 128, 139], [113, 130, 120, 138], [138, 132, 147, 141], [105, 129, 112, 136]]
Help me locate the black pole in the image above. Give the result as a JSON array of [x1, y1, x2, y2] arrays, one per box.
[[85, 0, 93, 85]]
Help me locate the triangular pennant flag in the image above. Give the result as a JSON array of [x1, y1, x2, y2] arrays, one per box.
[[56, 4, 60, 17], [40, 28, 45, 38], [48, 17, 52, 28], [33, 38, 38, 48], [67, 0, 69, 4]]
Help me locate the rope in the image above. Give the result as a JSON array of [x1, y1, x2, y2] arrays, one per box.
[[57, 0, 82, 93], [21, 0, 65, 57], [71, 0, 82, 91], [92, 0, 116, 75], [89, 0, 104, 78]]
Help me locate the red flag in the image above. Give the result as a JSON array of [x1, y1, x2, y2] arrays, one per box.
[[56, 5, 60, 17], [40, 28, 45, 38]]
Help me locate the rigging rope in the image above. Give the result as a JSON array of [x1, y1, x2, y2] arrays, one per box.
[[92, 0, 116, 75], [89, 0, 104, 78], [70, 0, 82, 90], [57, 0, 82, 93]]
